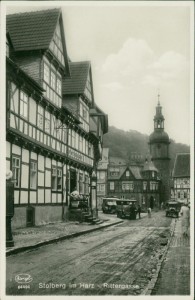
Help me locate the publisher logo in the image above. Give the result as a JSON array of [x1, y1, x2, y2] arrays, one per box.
[[15, 274, 33, 284]]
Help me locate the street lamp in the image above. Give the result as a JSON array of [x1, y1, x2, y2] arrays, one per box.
[[91, 170, 97, 218]]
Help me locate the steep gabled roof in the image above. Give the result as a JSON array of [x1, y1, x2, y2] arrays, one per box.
[[7, 9, 60, 51], [63, 61, 90, 94], [172, 153, 190, 178], [129, 166, 143, 179]]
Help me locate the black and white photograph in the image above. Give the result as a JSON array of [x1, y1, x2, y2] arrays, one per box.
[[0, 0, 194, 299]]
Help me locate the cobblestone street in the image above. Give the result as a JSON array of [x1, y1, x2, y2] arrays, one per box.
[[6, 211, 176, 296], [152, 217, 190, 295]]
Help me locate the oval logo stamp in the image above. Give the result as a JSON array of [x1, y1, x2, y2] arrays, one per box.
[[15, 274, 33, 284]]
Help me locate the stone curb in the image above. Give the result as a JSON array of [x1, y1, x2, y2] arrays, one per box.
[[6, 220, 123, 257], [141, 218, 177, 295]]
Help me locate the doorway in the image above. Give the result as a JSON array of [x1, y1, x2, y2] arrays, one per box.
[[69, 168, 77, 193]]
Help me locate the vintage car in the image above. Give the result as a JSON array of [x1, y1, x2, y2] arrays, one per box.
[[102, 198, 118, 214], [116, 199, 137, 220], [165, 201, 181, 218]]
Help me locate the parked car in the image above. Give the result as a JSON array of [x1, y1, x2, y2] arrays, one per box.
[[165, 201, 181, 218], [116, 199, 137, 220], [102, 198, 118, 214]]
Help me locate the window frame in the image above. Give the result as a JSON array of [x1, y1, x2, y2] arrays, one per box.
[[12, 156, 21, 188]]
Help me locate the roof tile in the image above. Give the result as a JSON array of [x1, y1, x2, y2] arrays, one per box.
[[7, 9, 60, 51], [173, 153, 190, 178]]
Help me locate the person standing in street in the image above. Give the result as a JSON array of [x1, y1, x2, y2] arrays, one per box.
[[148, 207, 151, 218], [137, 205, 141, 219], [180, 203, 190, 237]]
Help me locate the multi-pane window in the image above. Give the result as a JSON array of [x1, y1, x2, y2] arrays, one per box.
[[12, 156, 20, 188], [52, 167, 62, 191], [150, 181, 156, 191], [37, 105, 44, 129], [43, 58, 62, 107], [30, 161, 37, 189], [45, 111, 50, 133], [56, 78, 62, 96], [143, 181, 147, 191], [20, 91, 28, 119], [110, 182, 114, 191], [51, 71, 56, 89], [44, 63, 50, 83]]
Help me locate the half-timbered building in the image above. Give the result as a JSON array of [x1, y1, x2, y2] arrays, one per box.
[[6, 8, 108, 228], [171, 153, 190, 204], [107, 156, 161, 210]]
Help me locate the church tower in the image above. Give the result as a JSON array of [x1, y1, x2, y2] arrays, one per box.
[[149, 96, 171, 204]]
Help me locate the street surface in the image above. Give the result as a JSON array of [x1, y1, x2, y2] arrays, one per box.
[[7, 211, 172, 295]]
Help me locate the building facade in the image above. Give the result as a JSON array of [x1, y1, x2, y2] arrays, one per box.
[[97, 148, 109, 209], [149, 100, 171, 204], [6, 9, 108, 229], [107, 156, 161, 210], [171, 153, 190, 204]]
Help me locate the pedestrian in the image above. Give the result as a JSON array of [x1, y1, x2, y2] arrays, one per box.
[[180, 203, 190, 237], [130, 203, 136, 220], [148, 207, 151, 218], [137, 204, 141, 219]]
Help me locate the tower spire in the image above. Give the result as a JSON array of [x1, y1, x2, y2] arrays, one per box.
[[157, 89, 160, 106]]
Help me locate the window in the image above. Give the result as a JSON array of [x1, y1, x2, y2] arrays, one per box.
[[150, 181, 156, 191], [50, 71, 56, 89], [110, 182, 114, 191], [20, 91, 28, 119], [45, 111, 50, 133], [100, 184, 105, 192], [143, 181, 147, 191], [37, 105, 44, 129], [177, 192, 180, 199], [126, 170, 130, 177], [44, 63, 50, 83], [56, 78, 62, 96], [52, 167, 62, 191], [12, 156, 20, 187], [43, 58, 62, 107], [184, 192, 187, 198], [30, 161, 37, 189]]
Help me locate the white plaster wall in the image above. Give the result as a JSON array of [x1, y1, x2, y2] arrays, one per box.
[[52, 193, 57, 203], [30, 191, 37, 204], [46, 157, 51, 169], [20, 191, 28, 204], [6, 141, 10, 158], [31, 151, 37, 160], [29, 98, 37, 125], [22, 148, 29, 163], [21, 164, 29, 188], [45, 190, 51, 203], [45, 170, 51, 187], [12, 144, 21, 155], [38, 155, 44, 171], [38, 189, 44, 203], [38, 172, 44, 187], [14, 190, 19, 204]]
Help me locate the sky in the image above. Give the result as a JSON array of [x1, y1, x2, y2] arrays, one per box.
[[5, 1, 193, 145]]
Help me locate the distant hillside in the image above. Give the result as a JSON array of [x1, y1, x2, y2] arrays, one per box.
[[103, 126, 190, 170]]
